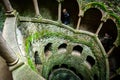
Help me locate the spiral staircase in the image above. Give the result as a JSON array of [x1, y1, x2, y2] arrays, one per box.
[[0, 0, 120, 80]]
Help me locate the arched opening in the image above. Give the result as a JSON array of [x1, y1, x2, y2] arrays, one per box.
[[49, 64, 81, 80], [109, 46, 120, 78], [48, 68, 81, 80], [44, 43, 52, 56], [52, 64, 68, 71], [62, 0, 79, 28], [38, 0, 58, 20], [34, 51, 42, 65], [9, 0, 34, 17], [58, 43, 67, 53], [71, 45, 83, 56], [86, 56, 95, 67], [99, 19, 117, 52], [80, 8, 102, 33]]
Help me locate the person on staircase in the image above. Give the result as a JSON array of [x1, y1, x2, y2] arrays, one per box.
[[61, 8, 70, 25]]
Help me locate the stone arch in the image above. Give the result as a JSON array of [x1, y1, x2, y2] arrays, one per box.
[[58, 43, 67, 53], [86, 56, 95, 67], [58, 43, 67, 49], [99, 19, 118, 52], [44, 43, 52, 56], [99, 19, 118, 43], [80, 8, 102, 33], [71, 45, 83, 56], [62, 0, 79, 28], [48, 68, 80, 80]]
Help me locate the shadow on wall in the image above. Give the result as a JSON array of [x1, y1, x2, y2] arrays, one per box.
[[109, 46, 120, 80]]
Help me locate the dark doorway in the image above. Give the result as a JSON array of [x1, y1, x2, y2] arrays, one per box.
[[9, 0, 34, 17], [99, 19, 117, 52], [62, 0, 79, 28], [38, 0, 58, 20], [80, 8, 102, 33]]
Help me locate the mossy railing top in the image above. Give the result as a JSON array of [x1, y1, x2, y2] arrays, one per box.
[[20, 15, 120, 46]]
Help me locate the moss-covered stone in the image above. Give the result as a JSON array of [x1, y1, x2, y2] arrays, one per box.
[[82, 2, 107, 12], [19, 20, 109, 80]]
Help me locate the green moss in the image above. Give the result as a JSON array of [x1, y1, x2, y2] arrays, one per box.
[[83, 2, 107, 12], [109, 12, 120, 26], [25, 30, 92, 47], [24, 29, 96, 71], [25, 36, 36, 71], [107, 11, 120, 45], [27, 57, 36, 71], [42, 53, 96, 79]]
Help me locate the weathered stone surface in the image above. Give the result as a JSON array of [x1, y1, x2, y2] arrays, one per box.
[[12, 64, 45, 80], [2, 17, 23, 57]]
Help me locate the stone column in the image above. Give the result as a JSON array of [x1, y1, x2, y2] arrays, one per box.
[[76, 9, 83, 30], [0, 34, 18, 66], [57, 0, 63, 22], [2, 0, 13, 13], [32, 0, 40, 16], [95, 21, 104, 35], [96, 13, 108, 35], [108, 46, 116, 56], [76, 15, 81, 30]]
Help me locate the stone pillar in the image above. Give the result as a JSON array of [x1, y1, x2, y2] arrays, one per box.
[[2, 0, 13, 13], [76, 9, 83, 30], [32, 0, 40, 16], [108, 46, 115, 56], [96, 13, 108, 35], [0, 34, 18, 66], [58, 2, 61, 21], [57, 0, 63, 22], [76, 15, 81, 30], [95, 21, 104, 35]]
